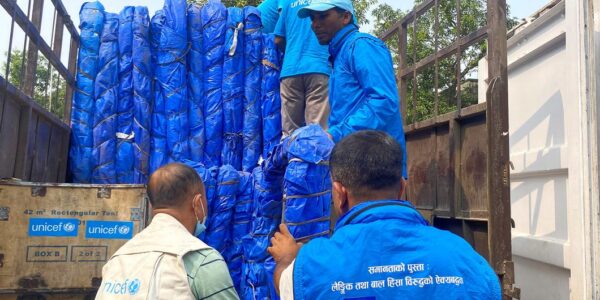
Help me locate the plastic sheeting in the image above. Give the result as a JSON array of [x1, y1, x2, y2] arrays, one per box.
[[149, 10, 167, 173], [70, 2, 104, 183], [206, 165, 239, 254], [187, 4, 205, 163], [158, 0, 190, 163], [202, 0, 227, 168], [92, 12, 119, 184], [132, 6, 152, 184], [284, 125, 334, 240], [229, 171, 253, 292], [261, 33, 282, 159], [242, 7, 263, 172], [222, 7, 245, 170], [116, 6, 134, 184], [241, 144, 286, 299]]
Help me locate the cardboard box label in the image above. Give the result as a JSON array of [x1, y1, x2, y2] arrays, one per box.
[[85, 220, 134, 239], [28, 218, 79, 237], [26, 246, 68, 262], [71, 245, 108, 262]]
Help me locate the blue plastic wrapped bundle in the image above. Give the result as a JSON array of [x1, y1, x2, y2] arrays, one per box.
[[116, 6, 134, 184], [92, 13, 119, 184], [149, 10, 168, 173], [221, 7, 245, 170], [205, 165, 239, 254], [242, 7, 263, 172], [229, 171, 253, 292], [69, 2, 104, 183], [182, 159, 213, 241], [157, 0, 190, 163], [201, 0, 227, 168], [132, 6, 152, 184], [241, 164, 284, 300], [284, 125, 334, 240], [187, 4, 205, 163], [261, 33, 282, 159]]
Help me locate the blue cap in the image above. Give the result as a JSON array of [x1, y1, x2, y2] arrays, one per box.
[[297, 0, 356, 20]]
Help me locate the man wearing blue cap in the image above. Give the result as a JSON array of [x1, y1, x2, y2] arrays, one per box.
[[298, 0, 408, 179], [274, 0, 332, 139], [268, 131, 501, 299]]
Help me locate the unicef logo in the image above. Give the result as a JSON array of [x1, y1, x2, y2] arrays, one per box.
[[63, 222, 76, 232], [118, 225, 130, 235], [128, 279, 141, 295]]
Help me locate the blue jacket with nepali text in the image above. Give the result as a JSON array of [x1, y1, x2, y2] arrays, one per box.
[[292, 200, 502, 299]]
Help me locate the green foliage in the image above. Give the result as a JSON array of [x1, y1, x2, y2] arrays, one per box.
[[2, 50, 66, 119], [372, 0, 518, 123]]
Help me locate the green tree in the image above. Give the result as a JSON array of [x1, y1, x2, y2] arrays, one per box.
[[2, 50, 66, 119], [372, 0, 519, 123]]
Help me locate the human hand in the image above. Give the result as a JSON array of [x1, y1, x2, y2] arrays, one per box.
[[268, 224, 303, 265]]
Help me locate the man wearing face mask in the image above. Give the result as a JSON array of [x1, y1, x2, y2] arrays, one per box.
[[268, 131, 501, 299], [96, 163, 239, 300]]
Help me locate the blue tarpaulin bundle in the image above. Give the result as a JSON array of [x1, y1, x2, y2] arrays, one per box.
[[284, 125, 334, 240], [116, 6, 135, 184], [206, 165, 239, 254], [202, 0, 227, 168], [70, 2, 104, 183], [222, 7, 245, 170], [242, 7, 263, 172], [132, 6, 152, 184], [229, 171, 253, 292], [187, 4, 205, 163], [158, 0, 190, 163], [149, 10, 167, 173], [92, 12, 119, 184], [261, 33, 282, 159]]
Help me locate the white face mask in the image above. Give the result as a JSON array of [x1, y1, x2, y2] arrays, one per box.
[[193, 195, 207, 237]]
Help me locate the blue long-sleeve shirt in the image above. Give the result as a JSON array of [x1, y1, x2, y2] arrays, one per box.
[[327, 24, 408, 177]]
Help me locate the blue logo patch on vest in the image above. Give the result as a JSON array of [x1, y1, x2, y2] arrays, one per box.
[[28, 218, 79, 237], [85, 220, 134, 239], [102, 278, 141, 295]]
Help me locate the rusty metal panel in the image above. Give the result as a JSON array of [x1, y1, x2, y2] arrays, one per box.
[[406, 130, 437, 211], [459, 114, 489, 219]]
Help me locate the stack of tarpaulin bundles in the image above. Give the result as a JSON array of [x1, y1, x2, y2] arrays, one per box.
[[69, 0, 281, 182], [67, 1, 345, 299]]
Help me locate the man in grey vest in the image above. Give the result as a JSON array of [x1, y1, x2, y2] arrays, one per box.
[[96, 163, 239, 299]]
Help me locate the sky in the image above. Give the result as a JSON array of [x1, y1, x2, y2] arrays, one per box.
[[0, 0, 552, 73]]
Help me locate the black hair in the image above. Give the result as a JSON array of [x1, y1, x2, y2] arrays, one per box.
[[147, 163, 203, 209], [330, 130, 404, 197]]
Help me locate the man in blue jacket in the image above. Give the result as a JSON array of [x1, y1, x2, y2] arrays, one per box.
[[267, 131, 501, 299], [298, 0, 408, 178]]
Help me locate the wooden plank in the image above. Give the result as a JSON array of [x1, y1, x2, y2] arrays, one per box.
[[434, 124, 451, 213], [0, 97, 21, 178], [30, 115, 51, 182], [48, 0, 79, 40], [0, 0, 75, 87], [399, 25, 408, 121], [406, 129, 437, 210], [22, 0, 44, 98], [64, 35, 78, 122], [486, 0, 513, 297], [45, 124, 65, 182], [52, 12, 64, 58], [56, 127, 69, 182], [448, 118, 460, 218], [459, 114, 488, 214]]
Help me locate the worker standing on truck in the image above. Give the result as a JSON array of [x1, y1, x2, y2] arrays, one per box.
[[299, 0, 408, 178], [268, 131, 501, 299], [96, 163, 239, 300], [275, 0, 331, 138]]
